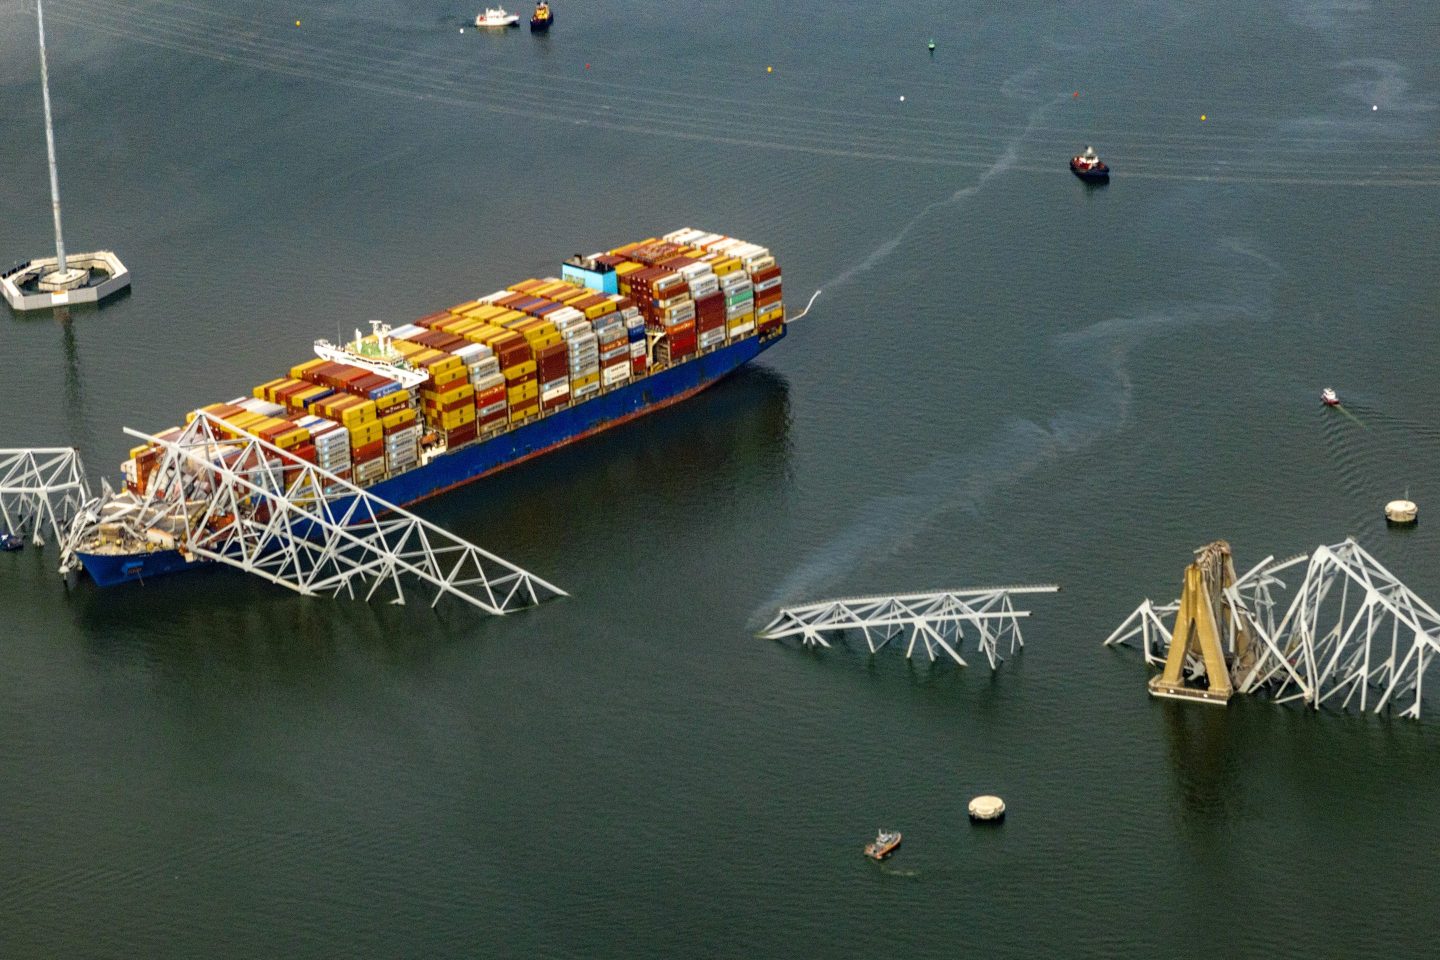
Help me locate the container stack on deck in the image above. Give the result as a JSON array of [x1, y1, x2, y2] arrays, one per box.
[[121, 230, 784, 498]]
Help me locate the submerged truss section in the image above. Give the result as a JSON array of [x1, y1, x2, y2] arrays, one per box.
[[0, 447, 91, 545], [760, 586, 1060, 668], [1106, 539, 1440, 719], [61, 413, 565, 613]]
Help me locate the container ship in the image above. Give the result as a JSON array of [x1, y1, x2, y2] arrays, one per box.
[[73, 229, 787, 586]]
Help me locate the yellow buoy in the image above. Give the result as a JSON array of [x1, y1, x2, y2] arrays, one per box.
[[295, 20, 301, 27], [766, 66, 773, 73], [1200, 114, 1207, 121]]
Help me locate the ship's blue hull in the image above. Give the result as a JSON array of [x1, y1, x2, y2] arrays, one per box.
[[77, 328, 784, 587]]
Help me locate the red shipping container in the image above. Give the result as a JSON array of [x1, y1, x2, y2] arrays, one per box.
[[446, 422, 478, 447], [353, 439, 384, 463], [491, 292, 528, 309], [750, 265, 781, 284], [756, 288, 783, 309], [415, 310, 452, 329]]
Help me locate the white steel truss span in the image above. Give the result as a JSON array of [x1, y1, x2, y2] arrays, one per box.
[[760, 586, 1060, 668], [1106, 539, 1440, 719], [62, 413, 565, 613], [0, 447, 91, 545]]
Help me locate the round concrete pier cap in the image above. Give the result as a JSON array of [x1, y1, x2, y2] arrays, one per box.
[[968, 795, 1006, 822]]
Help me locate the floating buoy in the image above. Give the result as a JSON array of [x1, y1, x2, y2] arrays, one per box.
[[1386, 499, 1418, 525], [1072, 91, 1079, 98], [295, 20, 301, 27], [1372, 104, 1379, 111], [585, 63, 590, 69], [928, 39, 936, 52], [968, 795, 1006, 823], [766, 66, 773, 73], [1200, 114, 1207, 121], [899, 95, 905, 102]]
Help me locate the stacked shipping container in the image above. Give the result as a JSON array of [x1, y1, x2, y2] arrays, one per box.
[[126, 230, 784, 497]]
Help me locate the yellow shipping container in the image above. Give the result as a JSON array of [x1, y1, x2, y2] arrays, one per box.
[[712, 257, 743, 276], [507, 278, 543, 294], [275, 427, 309, 450], [572, 372, 601, 388], [433, 366, 468, 389], [509, 403, 539, 423], [448, 300, 480, 316], [340, 399, 378, 427], [461, 303, 506, 322], [289, 358, 326, 380], [614, 260, 645, 277], [349, 421, 383, 446], [391, 339, 423, 357], [503, 360, 538, 380], [506, 382, 539, 404], [440, 406, 476, 430], [253, 378, 287, 401], [382, 407, 418, 430], [428, 354, 463, 376], [374, 389, 411, 412], [584, 302, 617, 320]]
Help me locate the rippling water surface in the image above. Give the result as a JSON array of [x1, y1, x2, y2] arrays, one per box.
[[2, 1, 1439, 956]]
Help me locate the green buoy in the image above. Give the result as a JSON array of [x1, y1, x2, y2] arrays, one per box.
[[928, 38, 936, 53]]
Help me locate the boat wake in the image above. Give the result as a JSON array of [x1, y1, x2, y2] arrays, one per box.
[[760, 290, 1275, 618], [821, 86, 1064, 292]]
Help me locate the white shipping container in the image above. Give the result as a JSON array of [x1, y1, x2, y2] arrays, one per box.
[[542, 383, 570, 403], [572, 380, 601, 400], [629, 341, 646, 358], [477, 401, 507, 418], [602, 363, 631, 386], [753, 275, 783, 294], [727, 321, 756, 338]]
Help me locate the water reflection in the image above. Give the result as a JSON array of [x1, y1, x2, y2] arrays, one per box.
[[70, 364, 794, 677]]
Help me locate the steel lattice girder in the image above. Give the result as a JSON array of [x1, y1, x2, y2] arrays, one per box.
[[62, 414, 564, 613], [1106, 539, 1440, 719], [0, 447, 91, 545], [761, 586, 1059, 668]]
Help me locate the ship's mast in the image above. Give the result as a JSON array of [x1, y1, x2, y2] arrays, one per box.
[[36, 0, 69, 276]]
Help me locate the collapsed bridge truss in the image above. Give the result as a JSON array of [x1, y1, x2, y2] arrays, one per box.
[[760, 585, 1060, 668], [0, 447, 91, 545], [1106, 539, 1440, 719], [59, 413, 565, 613]]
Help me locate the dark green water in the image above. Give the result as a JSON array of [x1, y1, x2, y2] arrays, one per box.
[[3, 1, 1440, 956]]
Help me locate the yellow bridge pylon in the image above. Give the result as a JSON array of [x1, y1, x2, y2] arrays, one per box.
[[1147, 540, 1251, 705]]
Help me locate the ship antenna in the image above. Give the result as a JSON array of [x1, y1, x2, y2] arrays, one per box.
[[36, 0, 69, 276]]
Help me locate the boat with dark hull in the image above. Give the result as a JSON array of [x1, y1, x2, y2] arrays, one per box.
[[1070, 145, 1110, 182], [529, 2, 553, 31], [72, 228, 789, 587]]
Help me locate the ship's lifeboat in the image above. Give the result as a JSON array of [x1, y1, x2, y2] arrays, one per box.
[[1321, 387, 1340, 406], [530, 1, 554, 31], [1070, 145, 1110, 182]]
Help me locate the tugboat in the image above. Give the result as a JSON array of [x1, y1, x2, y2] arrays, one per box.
[[1070, 145, 1110, 182], [1321, 387, 1340, 406], [475, 7, 519, 27], [863, 829, 902, 861], [530, 1, 554, 32], [0, 531, 24, 552]]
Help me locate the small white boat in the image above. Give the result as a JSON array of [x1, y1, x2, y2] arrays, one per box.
[[475, 7, 519, 27], [1321, 387, 1339, 406]]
